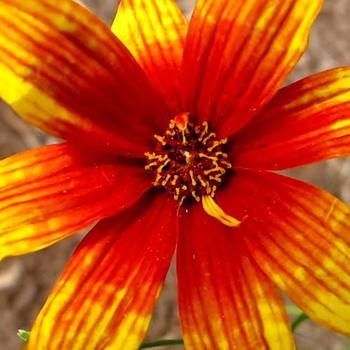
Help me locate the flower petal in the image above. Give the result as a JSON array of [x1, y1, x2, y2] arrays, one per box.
[[0, 0, 168, 157], [112, 0, 188, 113], [177, 205, 295, 349], [183, 0, 322, 136], [0, 144, 150, 259], [215, 170, 350, 335], [233, 67, 350, 170], [28, 193, 177, 350]]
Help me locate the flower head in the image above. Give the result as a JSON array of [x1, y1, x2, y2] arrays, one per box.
[[0, 0, 350, 349]]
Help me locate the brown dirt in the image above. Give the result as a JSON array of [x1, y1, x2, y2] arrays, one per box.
[[0, 1, 349, 349]]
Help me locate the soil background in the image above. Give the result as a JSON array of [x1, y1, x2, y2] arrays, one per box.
[[0, 0, 350, 349]]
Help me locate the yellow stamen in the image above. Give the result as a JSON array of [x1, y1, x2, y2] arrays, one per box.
[[189, 170, 197, 186], [208, 138, 227, 152], [209, 175, 223, 182], [215, 151, 228, 158], [207, 141, 220, 152], [182, 131, 187, 144], [192, 191, 200, 202], [202, 132, 216, 145], [157, 158, 170, 172], [178, 196, 186, 208], [197, 175, 208, 188], [198, 121, 209, 141], [171, 175, 179, 186], [166, 129, 176, 136], [145, 161, 158, 170], [198, 153, 218, 161], [221, 160, 232, 168], [204, 166, 224, 175], [161, 174, 172, 186], [153, 173, 162, 185], [154, 135, 166, 146], [184, 151, 191, 164], [202, 195, 241, 228], [174, 188, 180, 200]]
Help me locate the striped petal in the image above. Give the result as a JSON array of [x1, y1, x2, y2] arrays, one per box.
[[28, 193, 177, 350], [0, 0, 168, 157], [177, 204, 295, 349], [0, 144, 150, 259], [112, 0, 188, 113], [183, 0, 322, 136], [233, 67, 350, 170], [214, 170, 350, 335]]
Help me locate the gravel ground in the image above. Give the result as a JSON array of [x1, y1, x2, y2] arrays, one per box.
[[0, 1, 349, 349]]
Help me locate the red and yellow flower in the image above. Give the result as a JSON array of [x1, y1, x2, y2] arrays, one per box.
[[0, 0, 350, 348]]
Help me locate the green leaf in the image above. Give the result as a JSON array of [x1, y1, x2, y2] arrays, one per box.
[[291, 313, 309, 332], [140, 339, 184, 349], [17, 329, 30, 343]]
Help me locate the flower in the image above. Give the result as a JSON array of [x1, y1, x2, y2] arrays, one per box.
[[0, 0, 349, 348]]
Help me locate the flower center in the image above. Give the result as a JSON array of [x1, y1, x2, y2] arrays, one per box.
[[145, 113, 231, 205]]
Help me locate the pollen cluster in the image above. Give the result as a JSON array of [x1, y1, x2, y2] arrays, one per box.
[[145, 113, 232, 205]]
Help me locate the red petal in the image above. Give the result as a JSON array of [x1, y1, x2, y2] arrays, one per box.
[[183, 0, 322, 136], [0, 0, 168, 157], [112, 0, 188, 113], [177, 205, 295, 349], [233, 67, 350, 170], [0, 144, 150, 259], [215, 170, 350, 335], [28, 194, 177, 350]]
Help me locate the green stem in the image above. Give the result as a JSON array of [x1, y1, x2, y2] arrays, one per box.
[[286, 304, 302, 316], [291, 313, 309, 332], [140, 339, 184, 349]]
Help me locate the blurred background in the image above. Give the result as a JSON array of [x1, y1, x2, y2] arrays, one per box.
[[0, 0, 350, 349]]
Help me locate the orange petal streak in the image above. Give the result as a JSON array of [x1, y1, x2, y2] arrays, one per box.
[[215, 170, 350, 335], [233, 67, 350, 170], [177, 204, 295, 349], [0, 0, 168, 157], [28, 194, 177, 350], [0, 144, 151, 259], [183, 0, 323, 136], [112, 0, 188, 113]]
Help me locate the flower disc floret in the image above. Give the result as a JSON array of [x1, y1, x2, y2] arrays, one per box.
[[145, 113, 232, 205]]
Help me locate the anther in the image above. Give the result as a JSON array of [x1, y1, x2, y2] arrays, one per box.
[[154, 135, 166, 146]]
